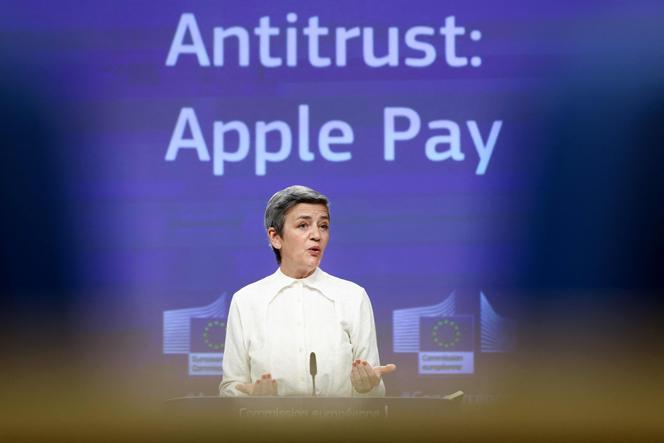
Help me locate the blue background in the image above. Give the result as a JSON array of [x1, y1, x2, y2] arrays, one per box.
[[1, 0, 662, 400]]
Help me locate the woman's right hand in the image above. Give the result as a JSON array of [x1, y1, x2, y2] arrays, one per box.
[[236, 373, 278, 396]]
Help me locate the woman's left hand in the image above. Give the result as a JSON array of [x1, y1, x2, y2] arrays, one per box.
[[350, 359, 397, 393]]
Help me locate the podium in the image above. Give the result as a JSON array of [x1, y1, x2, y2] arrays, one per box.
[[164, 396, 461, 420], [161, 396, 465, 442]]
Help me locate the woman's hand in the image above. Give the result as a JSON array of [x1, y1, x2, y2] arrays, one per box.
[[350, 359, 397, 394], [236, 373, 278, 396]]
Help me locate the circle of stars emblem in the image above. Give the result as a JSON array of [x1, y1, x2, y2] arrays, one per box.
[[203, 319, 226, 351], [432, 319, 461, 349]]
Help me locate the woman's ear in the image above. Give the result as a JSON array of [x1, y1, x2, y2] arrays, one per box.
[[267, 227, 282, 250]]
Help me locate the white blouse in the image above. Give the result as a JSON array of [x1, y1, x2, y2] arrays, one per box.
[[219, 267, 385, 397]]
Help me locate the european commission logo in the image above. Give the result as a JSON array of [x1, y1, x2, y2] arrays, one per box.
[[163, 294, 228, 376], [393, 291, 515, 375]]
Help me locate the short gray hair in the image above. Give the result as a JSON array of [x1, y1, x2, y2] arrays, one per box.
[[264, 185, 329, 263]]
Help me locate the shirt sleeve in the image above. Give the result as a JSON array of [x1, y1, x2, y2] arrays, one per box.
[[219, 294, 250, 397], [351, 289, 386, 397]]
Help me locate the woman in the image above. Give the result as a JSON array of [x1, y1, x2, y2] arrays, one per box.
[[220, 185, 395, 396]]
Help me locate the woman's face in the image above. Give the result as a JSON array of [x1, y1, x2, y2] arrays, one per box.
[[269, 203, 330, 278]]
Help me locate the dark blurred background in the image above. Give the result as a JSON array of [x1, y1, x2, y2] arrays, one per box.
[[1, 1, 663, 440]]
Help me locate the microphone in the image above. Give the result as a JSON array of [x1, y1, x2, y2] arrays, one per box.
[[309, 352, 317, 397]]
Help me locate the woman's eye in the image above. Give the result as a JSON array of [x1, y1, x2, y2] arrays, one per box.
[[320, 225, 329, 230], [298, 223, 307, 229]]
